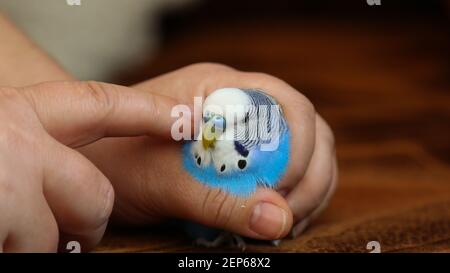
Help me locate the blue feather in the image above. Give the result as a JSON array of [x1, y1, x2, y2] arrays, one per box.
[[182, 130, 290, 197]]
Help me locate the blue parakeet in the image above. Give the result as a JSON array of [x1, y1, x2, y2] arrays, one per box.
[[182, 87, 290, 249]]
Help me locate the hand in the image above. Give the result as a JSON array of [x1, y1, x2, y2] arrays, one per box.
[[0, 81, 182, 252], [81, 63, 338, 240]]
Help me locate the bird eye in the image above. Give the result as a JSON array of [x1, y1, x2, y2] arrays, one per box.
[[213, 116, 226, 131], [203, 112, 211, 122]]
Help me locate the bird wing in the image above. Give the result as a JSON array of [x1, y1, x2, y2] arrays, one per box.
[[234, 89, 288, 152]]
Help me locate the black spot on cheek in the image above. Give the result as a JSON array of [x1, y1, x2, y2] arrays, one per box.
[[238, 160, 247, 169], [194, 153, 199, 159], [220, 164, 226, 172], [197, 157, 202, 166]]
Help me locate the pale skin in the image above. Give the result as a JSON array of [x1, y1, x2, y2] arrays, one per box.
[[0, 14, 337, 252]]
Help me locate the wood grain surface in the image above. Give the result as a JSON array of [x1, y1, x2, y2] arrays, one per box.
[[96, 3, 450, 252]]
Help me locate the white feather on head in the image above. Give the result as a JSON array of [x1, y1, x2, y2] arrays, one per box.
[[203, 88, 251, 134]]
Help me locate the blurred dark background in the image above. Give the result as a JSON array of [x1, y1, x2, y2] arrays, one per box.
[[118, 0, 449, 81], [115, 0, 449, 162], [157, 0, 448, 42], [98, 0, 450, 252]]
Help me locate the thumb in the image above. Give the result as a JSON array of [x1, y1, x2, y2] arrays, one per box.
[[19, 81, 188, 147], [166, 174, 293, 240]]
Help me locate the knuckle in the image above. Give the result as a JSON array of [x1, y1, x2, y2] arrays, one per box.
[[290, 93, 315, 120], [96, 178, 114, 225], [144, 92, 159, 121], [83, 164, 115, 227], [246, 71, 280, 84], [298, 95, 315, 116], [70, 154, 114, 228], [187, 62, 234, 74], [241, 71, 289, 91], [41, 216, 59, 252], [290, 95, 316, 135], [317, 116, 335, 148], [81, 81, 116, 120], [243, 72, 316, 117]]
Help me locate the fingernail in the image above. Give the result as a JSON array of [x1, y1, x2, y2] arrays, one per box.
[[250, 202, 287, 239]]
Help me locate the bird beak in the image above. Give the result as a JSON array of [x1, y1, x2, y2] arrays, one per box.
[[202, 120, 217, 150], [201, 115, 225, 150]]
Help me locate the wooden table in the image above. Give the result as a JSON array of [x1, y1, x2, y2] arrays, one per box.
[[96, 8, 450, 252]]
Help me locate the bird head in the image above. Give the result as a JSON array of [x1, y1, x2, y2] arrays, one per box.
[[201, 88, 251, 150]]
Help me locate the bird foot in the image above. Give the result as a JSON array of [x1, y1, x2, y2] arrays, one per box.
[[194, 232, 246, 251], [271, 239, 282, 246]]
